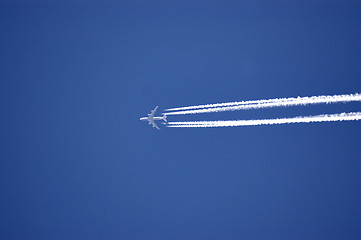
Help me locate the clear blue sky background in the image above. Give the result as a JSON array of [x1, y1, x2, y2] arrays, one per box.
[[1, 1, 361, 239]]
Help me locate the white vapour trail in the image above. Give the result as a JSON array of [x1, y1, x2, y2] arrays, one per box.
[[165, 98, 282, 111], [166, 112, 361, 128], [164, 93, 361, 116]]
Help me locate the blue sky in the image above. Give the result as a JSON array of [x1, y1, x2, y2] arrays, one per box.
[[1, 1, 361, 239]]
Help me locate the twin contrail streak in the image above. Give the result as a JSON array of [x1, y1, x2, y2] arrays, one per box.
[[164, 93, 361, 115], [166, 112, 361, 128], [165, 97, 284, 111]]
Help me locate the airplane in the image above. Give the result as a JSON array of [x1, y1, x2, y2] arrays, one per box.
[[140, 106, 167, 130]]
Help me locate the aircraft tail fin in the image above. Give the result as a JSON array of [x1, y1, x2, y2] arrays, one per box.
[[163, 114, 167, 122]]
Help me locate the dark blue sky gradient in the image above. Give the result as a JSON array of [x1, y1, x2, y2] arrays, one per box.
[[1, 1, 361, 239]]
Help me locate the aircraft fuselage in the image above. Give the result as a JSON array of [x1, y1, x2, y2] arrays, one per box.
[[139, 116, 164, 121]]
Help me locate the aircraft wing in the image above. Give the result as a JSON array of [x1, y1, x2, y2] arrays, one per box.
[[148, 119, 160, 130], [148, 106, 158, 118]]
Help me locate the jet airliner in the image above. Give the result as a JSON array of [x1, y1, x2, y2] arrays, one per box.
[[140, 106, 167, 130]]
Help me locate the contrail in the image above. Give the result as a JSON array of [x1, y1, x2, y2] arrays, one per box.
[[165, 97, 284, 111], [166, 112, 361, 128], [164, 93, 361, 116], [165, 93, 361, 112]]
